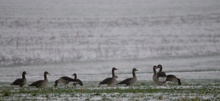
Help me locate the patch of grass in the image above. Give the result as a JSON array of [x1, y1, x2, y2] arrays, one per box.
[[2, 90, 11, 97], [0, 83, 220, 100], [0, 85, 219, 95]]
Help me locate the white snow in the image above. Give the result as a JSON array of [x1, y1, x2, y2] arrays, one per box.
[[0, 0, 219, 87]]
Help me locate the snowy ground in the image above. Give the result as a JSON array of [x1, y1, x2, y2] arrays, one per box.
[[0, 0, 220, 66], [0, 0, 219, 82], [0, 0, 220, 100], [0, 55, 220, 83]]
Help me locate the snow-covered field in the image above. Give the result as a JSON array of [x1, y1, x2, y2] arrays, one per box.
[[0, 0, 220, 66], [0, 0, 220, 100]]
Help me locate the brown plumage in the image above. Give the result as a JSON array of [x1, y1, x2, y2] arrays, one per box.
[[117, 68, 138, 86], [11, 71, 27, 87], [29, 71, 49, 88], [98, 67, 118, 87]]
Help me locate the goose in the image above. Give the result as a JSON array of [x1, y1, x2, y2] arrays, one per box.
[[72, 73, 83, 87], [11, 71, 27, 87], [54, 74, 83, 88], [152, 65, 166, 86], [157, 64, 167, 83], [157, 64, 181, 85], [117, 68, 138, 86], [152, 65, 162, 85], [98, 67, 118, 87], [29, 71, 49, 88]]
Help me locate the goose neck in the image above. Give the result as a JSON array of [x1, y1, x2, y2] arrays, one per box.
[[44, 73, 48, 80], [74, 74, 77, 79], [153, 67, 157, 74], [22, 73, 26, 79], [132, 70, 136, 77], [112, 69, 115, 77], [159, 66, 163, 72]]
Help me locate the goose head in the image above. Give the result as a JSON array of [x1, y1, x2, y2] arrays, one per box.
[[72, 73, 76, 76], [44, 71, 49, 75], [133, 68, 138, 72], [23, 71, 27, 75], [112, 67, 118, 71]]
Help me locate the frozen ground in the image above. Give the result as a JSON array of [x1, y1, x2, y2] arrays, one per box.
[[0, 55, 220, 83], [0, 0, 220, 100], [0, 0, 219, 82]]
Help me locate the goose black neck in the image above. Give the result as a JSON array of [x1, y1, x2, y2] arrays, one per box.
[[22, 72, 26, 79], [159, 66, 163, 72], [74, 74, 77, 79], [112, 69, 115, 77], [153, 67, 157, 74], [132, 69, 136, 77], [44, 73, 47, 80]]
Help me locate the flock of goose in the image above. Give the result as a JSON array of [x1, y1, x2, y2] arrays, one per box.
[[11, 64, 181, 88]]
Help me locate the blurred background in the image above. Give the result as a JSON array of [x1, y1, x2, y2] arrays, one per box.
[[0, 0, 220, 83]]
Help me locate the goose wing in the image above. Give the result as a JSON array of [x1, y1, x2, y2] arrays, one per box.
[[61, 76, 73, 81], [166, 75, 181, 85], [11, 78, 24, 85], [29, 80, 44, 87], [99, 77, 112, 85], [117, 78, 132, 85], [157, 71, 166, 77], [166, 75, 176, 81]]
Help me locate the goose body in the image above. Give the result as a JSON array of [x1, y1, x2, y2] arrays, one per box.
[[117, 68, 138, 86], [166, 75, 181, 85], [11, 71, 27, 87], [54, 74, 83, 88], [29, 71, 49, 88], [99, 67, 118, 87], [54, 76, 73, 87]]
